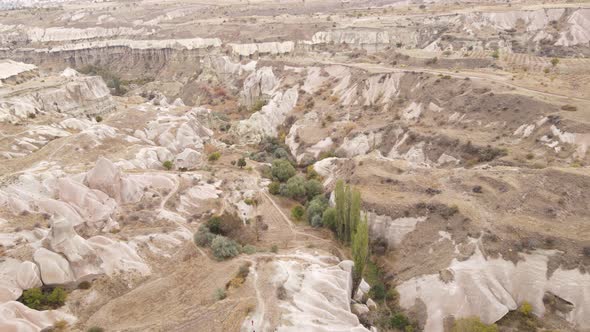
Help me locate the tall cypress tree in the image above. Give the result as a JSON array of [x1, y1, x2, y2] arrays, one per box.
[[350, 189, 361, 239], [344, 184, 351, 243], [352, 214, 369, 290], [334, 180, 345, 242]]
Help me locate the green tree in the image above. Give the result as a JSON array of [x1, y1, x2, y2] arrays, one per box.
[[46, 287, 67, 307], [282, 176, 307, 200], [268, 181, 280, 195], [335, 180, 346, 241], [208, 152, 221, 162], [389, 313, 410, 330], [305, 179, 323, 201], [344, 184, 351, 243], [306, 195, 328, 225], [291, 205, 305, 220], [207, 216, 223, 235], [22, 288, 43, 310], [211, 236, 240, 260], [349, 189, 361, 239], [162, 160, 173, 170], [322, 207, 337, 230], [352, 215, 369, 289], [452, 317, 498, 332], [237, 157, 247, 168], [271, 159, 296, 182]]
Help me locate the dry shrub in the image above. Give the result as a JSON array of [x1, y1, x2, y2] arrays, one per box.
[[204, 143, 218, 155]]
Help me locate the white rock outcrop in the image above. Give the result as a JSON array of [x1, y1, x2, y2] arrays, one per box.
[[398, 246, 590, 332], [33, 247, 75, 285], [271, 251, 371, 332], [0, 76, 114, 123], [240, 67, 279, 107], [0, 301, 75, 332], [0, 259, 42, 302], [311, 29, 391, 46], [231, 87, 299, 144], [229, 41, 294, 57], [0, 60, 37, 83]]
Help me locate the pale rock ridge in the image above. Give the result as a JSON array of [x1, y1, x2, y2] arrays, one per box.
[[398, 246, 590, 332], [272, 251, 370, 332], [33, 247, 75, 285], [366, 213, 428, 247], [229, 41, 295, 57], [466, 8, 566, 32], [550, 125, 590, 158], [0, 76, 114, 123], [0, 24, 149, 44], [556, 9, 590, 46], [362, 73, 402, 105], [85, 157, 144, 204], [0, 60, 37, 82], [311, 29, 391, 46], [46, 217, 103, 281], [232, 87, 299, 144], [240, 67, 280, 107], [30, 37, 223, 53], [339, 132, 382, 157], [0, 259, 42, 302], [131, 107, 213, 169], [0, 301, 75, 332]]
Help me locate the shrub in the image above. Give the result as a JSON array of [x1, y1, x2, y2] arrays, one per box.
[[291, 205, 305, 221], [271, 159, 296, 182], [551, 58, 559, 67], [214, 288, 226, 301], [311, 215, 322, 227], [369, 284, 387, 301], [238, 263, 251, 279], [87, 327, 105, 332], [47, 287, 67, 307], [318, 150, 335, 160], [21, 288, 43, 310], [561, 104, 577, 112], [519, 301, 533, 316], [271, 244, 279, 253], [389, 313, 410, 330], [583, 246, 590, 257], [251, 99, 267, 113], [21, 287, 67, 310], [53, 320, 68, 331], [304, 179, 324, 200], [452, 317, 498, 332], [193, 225, 215, 247], [237, 157, 247, 168], [268, 181, 281, 195], [77, 281, 92, 290], [491, 50, 499, 59], [242, 245, 257, 255], [207, 216, 223, 234], [162, 160, 173, 170], [273, 147, 290, 160], [283, 176, 307, 200], [95, 115, 103, 122], [276, 285, 287, 300], [211, 235, 240, 260], [208, 152, 221, 162], [306, 165, 320, 180]]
